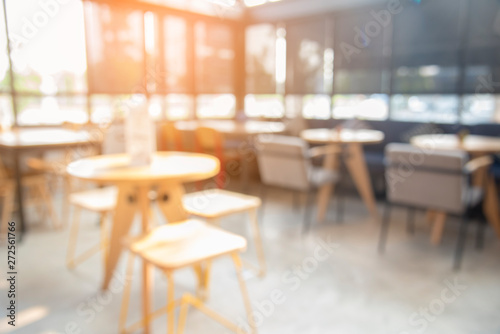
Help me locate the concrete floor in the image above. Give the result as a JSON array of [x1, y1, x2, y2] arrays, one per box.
[[1, 184, 500, 334]]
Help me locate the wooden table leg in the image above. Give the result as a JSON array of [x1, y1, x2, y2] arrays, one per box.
[[138, 186, 153, 334], [483, 175, 500, 239], [430, 211, 447, 245], [102, 185, 138, 290], [316, 145, 340, 222], [12, 150, 25, 240], [156, 183, 189, 223], [344, 143, 379, 218]]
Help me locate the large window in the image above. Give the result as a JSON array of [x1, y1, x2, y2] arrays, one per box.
[[332, 94, 388, 120], [390, 95, 460, 124], [461, 94, 500, 124], [6, 0, 88, 125], [286, 18, 332, 95]]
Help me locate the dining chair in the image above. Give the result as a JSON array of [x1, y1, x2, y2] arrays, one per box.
[[119, 220, 256, 334], [255, 134, 343, 231], [0, 158, 60, 234], [195, 126, 241, 189], [159, 122, 184, 151], [65, 186, 117, 269], [183, 188, 266, 277], [379, 143, 493, 270]]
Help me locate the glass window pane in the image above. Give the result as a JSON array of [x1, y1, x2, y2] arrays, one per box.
[[6, 0, 87, 93], [245, 94, 284, 118], [286, 19, 330, 94], [17, 96, 88, 126], [390, 94, 459, 124], [302, 95, 330, 119], [332, 94, 388, 120], [392, 65, 459, 95], [0, 94, 13, 128], [90, 94, 134, 123], [196, 94, 235, 119], [166, 94, 194, 120], [333, 9, 390, 94], [392, 0, 463, 94], [195, 22, 234, 94], [285, 94, 303, 118], [0, 2, 10, 92], [164, 16, 189, 93], [85, 2, 145, 94], [149, 95, 164, 121], [246, 24, 276, 94], [461, 94, 500, 124], [335, 69, 390, 95]]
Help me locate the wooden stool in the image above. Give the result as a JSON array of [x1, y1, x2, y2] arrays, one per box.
[[119, 220, 257, 334], [66, 186, 117, 269], [183, 189, 266, 277]]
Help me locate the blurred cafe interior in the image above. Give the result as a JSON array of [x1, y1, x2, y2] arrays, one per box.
[[0, 0, 500, 333]]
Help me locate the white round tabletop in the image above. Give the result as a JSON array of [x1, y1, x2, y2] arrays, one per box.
[[411, 134, 500, 154], [67, 151, 220, 185]]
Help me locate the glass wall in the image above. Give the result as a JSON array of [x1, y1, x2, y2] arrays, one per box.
[[243, 0, 500, 124]]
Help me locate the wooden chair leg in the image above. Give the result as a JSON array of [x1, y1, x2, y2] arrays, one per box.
[[66, 207, 81, 269], [166, 271, 176, 334], [99, 212, 110, 265], [454, 216, 469, 271], [303, 189, 315, 233], [407, 208, 416, 235], [119, 253, 135, 334], [1, 188, 15, 239], [231, 252, 257, 334], [248, 208, 266, 277], [378, 203, 392, 254], [39, 182, 61, 229], [431, 212, 447, 245]]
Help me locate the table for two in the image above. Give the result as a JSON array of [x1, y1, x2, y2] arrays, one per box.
[[0, 128, 99, 238], [300, 128, 385, 220], [411, 134, 500, 240], [67, 152, 220, 333], [175, 120, 285, 190]]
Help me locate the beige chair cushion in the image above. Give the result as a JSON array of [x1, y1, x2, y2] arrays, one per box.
[[385, 143, 471, 214]]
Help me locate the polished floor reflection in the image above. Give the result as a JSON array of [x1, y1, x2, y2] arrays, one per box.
[[3, 184, 500, 334]]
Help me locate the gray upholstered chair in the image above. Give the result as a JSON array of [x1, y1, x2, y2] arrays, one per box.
[[379, 143, 493, 270], [255, 134, 342, 231]]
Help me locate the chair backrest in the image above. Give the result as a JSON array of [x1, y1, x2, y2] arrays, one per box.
[[195, 127, 224, 158], [255, 134, 311, 191], [385, 143, 468, 214], [160, 122, 184, 151]]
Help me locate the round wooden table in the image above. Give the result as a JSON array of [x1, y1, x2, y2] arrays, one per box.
[[411, 134, 500, 240], [67, 152, 219, 333], [0, 128, 100, 237], [410, 134, 500, 154], [301, 128, 385, 220]]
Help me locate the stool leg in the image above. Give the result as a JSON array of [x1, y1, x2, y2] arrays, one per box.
[[119, 253, 135, 334], [66, 207, 81, 269], [166, 271, 176, 334], [249, 208, 266, 277], [99, 212, 110, 265], [231, 252, 257, 334]]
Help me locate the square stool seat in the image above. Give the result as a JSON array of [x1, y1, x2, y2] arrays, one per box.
[[183, 189, 261, 218], [69, 186, 117, 213]]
